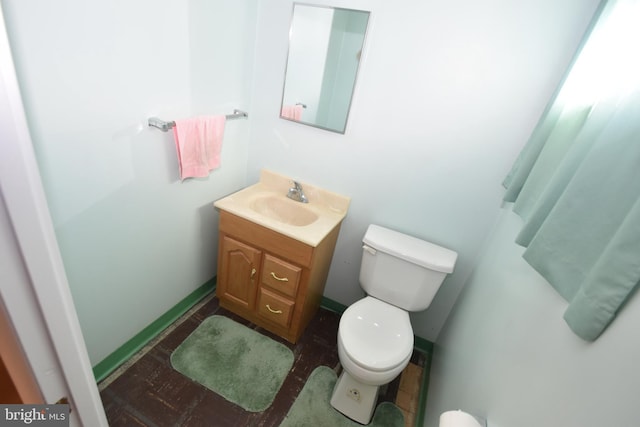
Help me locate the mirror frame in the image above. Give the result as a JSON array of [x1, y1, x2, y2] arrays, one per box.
[[280, 3, 370, 134]]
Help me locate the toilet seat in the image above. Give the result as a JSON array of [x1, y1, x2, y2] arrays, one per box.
[[339, 297, 413, 372]]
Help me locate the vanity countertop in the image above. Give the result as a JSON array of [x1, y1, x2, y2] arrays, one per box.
[[213, 170, 350, 247]]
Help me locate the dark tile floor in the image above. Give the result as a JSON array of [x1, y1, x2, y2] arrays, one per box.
[[99, 295, 426, 427]]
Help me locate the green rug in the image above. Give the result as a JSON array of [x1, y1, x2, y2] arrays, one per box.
[[280, 366, 405, 427], [170, 315, 294, 412]]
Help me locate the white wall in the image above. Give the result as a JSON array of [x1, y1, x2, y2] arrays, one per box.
[[247, 0, 601, 340], [2, 0, 257, 365], [425, 205, 640, 427]]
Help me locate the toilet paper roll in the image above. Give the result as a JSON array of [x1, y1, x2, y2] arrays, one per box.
[[439, 410, 483, 427]]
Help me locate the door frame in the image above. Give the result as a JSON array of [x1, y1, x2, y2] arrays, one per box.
[[0, 5, 108, 426]]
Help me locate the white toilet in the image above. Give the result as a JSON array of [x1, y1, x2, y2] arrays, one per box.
[[330, 224, 457, 424]]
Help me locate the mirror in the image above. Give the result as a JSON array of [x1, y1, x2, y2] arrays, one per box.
[[280, 4, 370, 134]]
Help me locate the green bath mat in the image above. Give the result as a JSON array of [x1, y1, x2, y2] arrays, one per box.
[[170, 315, 294, 412], [280, 366, 404, 427]]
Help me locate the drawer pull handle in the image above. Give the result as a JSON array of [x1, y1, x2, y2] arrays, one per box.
[[266, 304, 283, 314], [270, 272, 289, 282]]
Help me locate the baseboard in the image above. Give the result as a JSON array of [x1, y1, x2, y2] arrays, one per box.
[[92, 277, 216, 383], [321, 296, 434, 427], [414, 341, 433, 427], [413, 335, 434, 427], [320, 296, 348, 314], [413, 335, 434, 354]]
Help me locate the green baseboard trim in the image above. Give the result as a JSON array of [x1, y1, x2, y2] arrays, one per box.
[[415, 341, 433, 427], [413, 335, 434, 427], [320, 296, 348, 314], [413, 335, 434, 354], [92, 277, 216, 383]]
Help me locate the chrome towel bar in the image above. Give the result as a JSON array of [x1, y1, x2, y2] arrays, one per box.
[[148, 109, 248, 132]]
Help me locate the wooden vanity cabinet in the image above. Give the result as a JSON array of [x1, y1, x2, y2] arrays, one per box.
[[216, 210, 342, 343]]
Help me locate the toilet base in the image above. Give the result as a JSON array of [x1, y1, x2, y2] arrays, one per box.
[[330, 370, 379, 425]]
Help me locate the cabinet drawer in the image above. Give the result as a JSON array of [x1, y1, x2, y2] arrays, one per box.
[[257, 288, 294, 329], [261, 254, 301, 298]]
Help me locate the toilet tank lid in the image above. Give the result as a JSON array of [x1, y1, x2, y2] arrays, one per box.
[[363, 224, 458, 273]]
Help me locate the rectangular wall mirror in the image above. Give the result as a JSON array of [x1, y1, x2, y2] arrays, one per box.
[[280, 4, 370, 134]]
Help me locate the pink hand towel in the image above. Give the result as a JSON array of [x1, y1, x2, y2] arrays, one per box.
[[281, 105, 303, 121], [173, 115, 226, 180]]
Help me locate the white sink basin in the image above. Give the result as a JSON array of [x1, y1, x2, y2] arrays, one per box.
[[250, 195, 319, 226], [214, 170, 350, 247]]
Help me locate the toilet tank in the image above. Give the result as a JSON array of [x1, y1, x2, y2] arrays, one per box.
[[359, 225, 458, 311]]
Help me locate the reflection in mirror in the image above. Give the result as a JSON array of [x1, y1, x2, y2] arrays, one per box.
[[280, 4, 370, 134]]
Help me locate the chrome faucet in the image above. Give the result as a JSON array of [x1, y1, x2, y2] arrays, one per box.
[[287, 180, 308, 203]]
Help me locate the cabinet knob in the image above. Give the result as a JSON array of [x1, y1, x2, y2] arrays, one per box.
[[251, 268, 256, 279], [266, 304, 283, 314], [270, 272, 289, 282]]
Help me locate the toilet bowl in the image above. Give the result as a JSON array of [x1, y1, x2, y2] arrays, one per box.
[[331, 297, 414, 424], [330, 224, 458, 425], [338, 297, 413, 385]]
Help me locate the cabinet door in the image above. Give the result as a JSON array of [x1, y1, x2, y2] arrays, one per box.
[[218, 236, 261, 311]]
